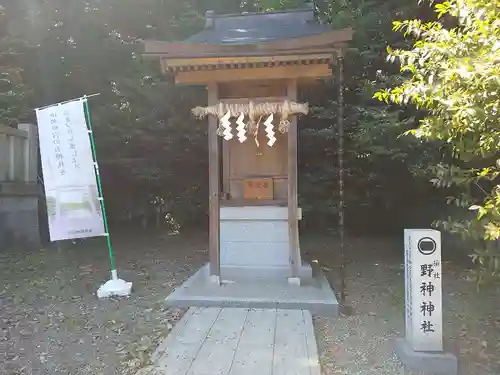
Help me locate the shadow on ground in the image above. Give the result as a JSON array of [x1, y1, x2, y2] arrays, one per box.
[[0, 231, 498, 375], [301, 235, 500, 375]]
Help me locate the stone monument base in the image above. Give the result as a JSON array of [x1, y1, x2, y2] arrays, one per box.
[[395, 338, 458, 375]]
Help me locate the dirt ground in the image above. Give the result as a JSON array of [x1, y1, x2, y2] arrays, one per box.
[[1, 231, 499, 375], [304, 236, 500, 375], [0, 231, 206, 375]]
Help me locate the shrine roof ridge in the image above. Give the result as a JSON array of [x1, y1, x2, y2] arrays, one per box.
[[204, 6, 316, 20], [142, 6, 352, 77], [185, 7, 331, 45]]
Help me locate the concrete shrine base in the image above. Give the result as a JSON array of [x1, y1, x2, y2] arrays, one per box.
[[395, 338, 458, 375], [165, 262, 339, 317]]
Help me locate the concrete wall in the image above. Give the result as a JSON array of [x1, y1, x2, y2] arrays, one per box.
[[220, 206, 302, 268], [0, 123, 40, 250], [0, 192, 40, 249]]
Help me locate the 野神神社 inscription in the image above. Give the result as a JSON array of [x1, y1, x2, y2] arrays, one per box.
[[404, 229, 443, 352]]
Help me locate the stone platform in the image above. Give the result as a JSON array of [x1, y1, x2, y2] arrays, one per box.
[[137, 307, 321, 375], [165, 263, 339, 317]]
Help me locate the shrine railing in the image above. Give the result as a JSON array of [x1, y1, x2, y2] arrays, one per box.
[[0, 123, 40, 249]]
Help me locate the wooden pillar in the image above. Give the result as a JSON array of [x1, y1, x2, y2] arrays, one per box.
[[287, 79, 301, 282], [8, 134, 15, 181], [208, 83, 221, 282], [337, 49, 347, 304], [222, 139, 230, 199], [19, 123, 38, 183]]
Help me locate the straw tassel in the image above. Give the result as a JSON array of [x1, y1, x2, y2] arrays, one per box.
[[191, 100, 309, 142]]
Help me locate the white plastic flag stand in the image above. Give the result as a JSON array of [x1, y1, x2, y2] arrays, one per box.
[[395, 229, 457, 375], [97, 268, 132, 299], [35, 94, 132, 299]]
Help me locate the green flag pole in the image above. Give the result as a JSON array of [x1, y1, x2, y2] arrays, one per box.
[[82, 97, 117, 279], [83, 96, 131, 298]]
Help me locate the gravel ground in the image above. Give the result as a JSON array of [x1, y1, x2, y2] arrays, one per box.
[[1, 232, 499, 375]]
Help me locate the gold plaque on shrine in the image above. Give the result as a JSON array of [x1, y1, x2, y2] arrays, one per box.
[[243, 178, 274, 200]]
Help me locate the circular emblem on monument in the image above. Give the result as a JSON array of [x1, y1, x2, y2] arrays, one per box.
[[418, 237, 436, 255]]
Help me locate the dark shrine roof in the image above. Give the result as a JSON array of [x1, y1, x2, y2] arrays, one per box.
[[183, 8, 331, 45]]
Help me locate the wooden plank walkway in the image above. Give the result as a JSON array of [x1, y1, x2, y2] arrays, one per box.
[[140, 307, 321, 375]]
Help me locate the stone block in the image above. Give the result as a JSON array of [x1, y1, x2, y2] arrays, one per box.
[[395, 338, 458, 375], [220, 206, 301, 269], [0, 194, 40, 249]]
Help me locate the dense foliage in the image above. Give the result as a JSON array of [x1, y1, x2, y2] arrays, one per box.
[[377, 0, 500, 283], [0, 4, 33, 126], [1, 0, 453, 242]]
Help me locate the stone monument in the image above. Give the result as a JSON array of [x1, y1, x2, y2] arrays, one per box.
[[395, 229, 458, 375]]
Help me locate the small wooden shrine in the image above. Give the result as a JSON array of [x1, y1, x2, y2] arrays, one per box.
[[144, 7, 352, 285]]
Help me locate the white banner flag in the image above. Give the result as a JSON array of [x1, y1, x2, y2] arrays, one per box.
[[36, 99, 106, 241]]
